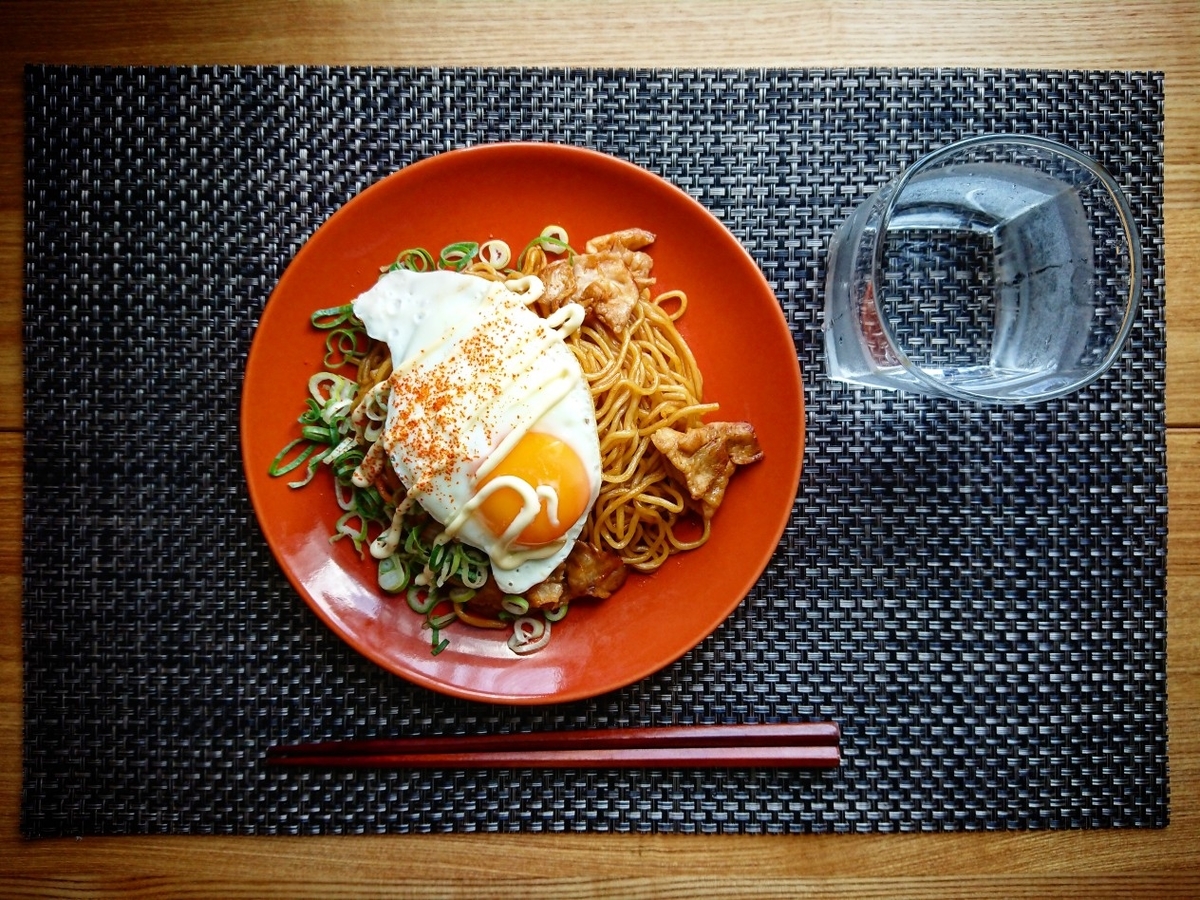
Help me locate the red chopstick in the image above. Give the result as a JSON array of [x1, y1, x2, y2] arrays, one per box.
[[266, 722, 840, 770]]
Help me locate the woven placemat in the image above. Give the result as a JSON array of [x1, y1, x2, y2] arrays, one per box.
[[22, 66, 1167, 836]]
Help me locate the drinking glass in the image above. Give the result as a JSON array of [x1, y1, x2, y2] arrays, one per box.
[[823, 135, 1141, 403]]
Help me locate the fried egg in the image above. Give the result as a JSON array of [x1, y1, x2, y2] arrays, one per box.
[[352, 268, 601, 593]]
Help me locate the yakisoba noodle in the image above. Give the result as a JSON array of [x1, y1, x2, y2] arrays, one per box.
[[355, 230, 716, 573], [558, 290, 716, 570]]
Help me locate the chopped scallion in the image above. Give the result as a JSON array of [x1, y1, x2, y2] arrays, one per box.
[[406, 586, 438, 615], [438, 241, 480, 272], [310, 303, 356, 329], [390, 247, 435, 272], [268, 437, 317, 477], [448, 586, 476, 604], [501, 595, 529, 616], [377, 555, 409, 593]]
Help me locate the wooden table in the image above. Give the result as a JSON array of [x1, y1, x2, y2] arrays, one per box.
[[1, 2, 1196, 896]]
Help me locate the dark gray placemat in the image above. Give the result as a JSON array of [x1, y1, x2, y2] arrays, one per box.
[[22, 66, 1167, 836]]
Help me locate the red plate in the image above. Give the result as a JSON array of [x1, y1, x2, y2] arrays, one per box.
[[241, 143, 804, 705]]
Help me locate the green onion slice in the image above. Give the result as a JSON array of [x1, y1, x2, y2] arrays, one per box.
[[311, 304, 356, 329], [501, 595, 529, 616], [438, 241, 480, 272], [287, 449, 329, 488], [377, 555, 410, 593], [390, 247, 435, 272], [269, 437, 317, 477], [429, 610, 459, 630], [324, 327, 367, 368], [448, 587, 476, 605], [406, 586, 438, 615], [516, 234, 573, 271], [508, 616, 552, 654]]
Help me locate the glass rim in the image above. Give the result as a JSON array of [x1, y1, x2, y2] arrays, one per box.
[[869, 133, 1144, 403]]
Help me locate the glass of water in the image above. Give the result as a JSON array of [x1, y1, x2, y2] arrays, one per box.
[[823, 134, 1142, 403]]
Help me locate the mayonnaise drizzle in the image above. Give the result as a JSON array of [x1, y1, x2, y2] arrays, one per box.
[[370, 493, 417, 560], [442, 475, 567, 567], [351, 439, 388, 489]]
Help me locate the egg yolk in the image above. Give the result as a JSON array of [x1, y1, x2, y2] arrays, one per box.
[[475, 432, 591, 547]]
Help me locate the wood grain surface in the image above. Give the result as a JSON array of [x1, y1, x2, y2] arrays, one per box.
[[1, 1, 1197, 896]]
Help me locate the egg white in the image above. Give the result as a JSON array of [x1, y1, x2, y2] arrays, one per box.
[[353, 268, 601, 593]]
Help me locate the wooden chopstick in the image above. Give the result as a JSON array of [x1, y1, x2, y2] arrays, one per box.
[[266, 722, 840, 770]]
